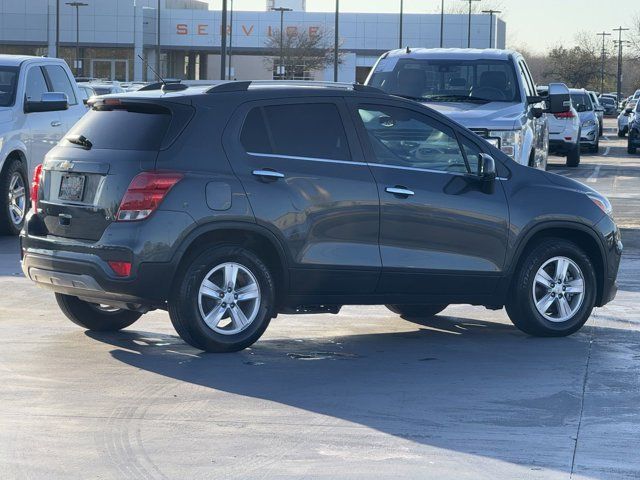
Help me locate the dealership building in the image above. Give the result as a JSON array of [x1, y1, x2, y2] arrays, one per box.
[[0, 0, 506, 83]]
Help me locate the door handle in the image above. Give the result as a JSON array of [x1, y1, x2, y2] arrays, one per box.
[[252, 169, 285, 180], [385, 186, 415, 197], [50, 121, 61, 127]]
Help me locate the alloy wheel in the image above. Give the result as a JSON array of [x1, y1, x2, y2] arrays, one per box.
[[532, 256, 585, 323], [8, 172, 26, 227], [197, 262, 261, 335]]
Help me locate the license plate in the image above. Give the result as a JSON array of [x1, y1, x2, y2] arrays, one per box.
[[59, 175, 86, 202]]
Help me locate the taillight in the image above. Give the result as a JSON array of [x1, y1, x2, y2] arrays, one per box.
[[108, 261, 132, 277], [116, 171, 183, 222], [30, 164, 43, 211], [554, 111, 575, 119]]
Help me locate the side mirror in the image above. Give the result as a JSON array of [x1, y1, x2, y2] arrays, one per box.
[[24, 92, 69, 113], [478, 153, 497, 181], [625, 107, 633, 114], [546, 83, 571, 114]]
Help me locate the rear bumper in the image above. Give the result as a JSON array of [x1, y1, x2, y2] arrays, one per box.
[[549, 139, 575, 155]]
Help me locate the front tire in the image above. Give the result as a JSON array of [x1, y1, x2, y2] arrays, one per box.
[[0, 159, 28, 236], [169, 245, 275, 353], [506, 239, 596, 337], [55, 294, 142, 331], [386, 304, 448, 319]]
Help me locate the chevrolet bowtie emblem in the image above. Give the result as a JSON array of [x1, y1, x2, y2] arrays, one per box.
[[59, 160, 74, 171]]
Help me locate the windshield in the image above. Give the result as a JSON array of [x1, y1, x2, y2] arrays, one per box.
[[571, 93, 593, 112], [368, 58, 521, 103], [600, 97, 615, 105], [0, 66, 19, 107]]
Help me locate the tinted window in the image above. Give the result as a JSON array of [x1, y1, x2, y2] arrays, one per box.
[[240, 103, 351, 161], [368, 58, 520, 103], [358, 105, 469, 174], [44, 65, 77, 105], [571, 93, 593, 112], [600, 97, 615, 105], [64, 105, 171, 151], [0, 66, 19, 107], [25, 67, 49, 102]]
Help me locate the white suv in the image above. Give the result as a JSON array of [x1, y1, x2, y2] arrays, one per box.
[[0, 55, 85, 234]]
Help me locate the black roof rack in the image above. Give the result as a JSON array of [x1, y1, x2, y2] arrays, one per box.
[[205, 80, 384, 95]]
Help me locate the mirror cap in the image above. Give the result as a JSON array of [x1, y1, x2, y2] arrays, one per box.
[[24, 92, 69, 113], [547, 83, 571, 114], [478, 153, 497, 180]]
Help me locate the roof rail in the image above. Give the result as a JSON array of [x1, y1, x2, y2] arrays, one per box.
[[205, 80, 384, 94]]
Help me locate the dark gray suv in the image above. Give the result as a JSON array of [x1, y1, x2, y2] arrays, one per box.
[[20, 81, 622, 352]]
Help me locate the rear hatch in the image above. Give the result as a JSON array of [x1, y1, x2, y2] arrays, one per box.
[[39, 97, 193, 241]]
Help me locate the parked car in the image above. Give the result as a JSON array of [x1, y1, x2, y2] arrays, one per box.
[[570, 89, 599, 153], [0, 54, 85, 235], [76, 84, 95, 106], [543, 87, 581, 166], [617, 100, 637, 137], [364, 48, 559, 170], [627, 107, 640, 154], [587, 91, 604, 136], [21, 81, 621, 352], [83, 83, 126, 96], [599, 95, 618, 116]]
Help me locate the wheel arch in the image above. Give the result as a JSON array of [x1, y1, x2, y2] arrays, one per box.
[[170, 222, 290, 308], [508, 222, 607, 306], [1, 149, 28, 178]]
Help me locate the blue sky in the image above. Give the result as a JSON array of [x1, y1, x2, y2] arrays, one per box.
[[206, 0, 640, 53]]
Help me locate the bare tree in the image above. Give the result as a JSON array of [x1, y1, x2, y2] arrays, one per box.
[[263, 27, 342, 80], [445, 1, 504, 14]]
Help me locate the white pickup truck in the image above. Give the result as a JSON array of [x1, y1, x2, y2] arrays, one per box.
[[0, 55, 85, 234]]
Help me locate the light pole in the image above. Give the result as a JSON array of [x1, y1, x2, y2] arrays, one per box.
[[596, 31, 611, 94], [398, 0, 403, 49], [613, 26, 629, 103], [228, 0, 234, 79], [461, 0, 480, 48], [220, 0, 228, 80], [481, 9, 500, 48], [65, 2, 88, 77], [271, 7, 292, 79], [156, 0, 161, 79], [55, 0, 60, 57], [334, 0, 339, 82], [440, 0, 444, 47]]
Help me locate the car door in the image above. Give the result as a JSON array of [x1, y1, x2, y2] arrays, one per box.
[[21, 64, 62, 174], [42, 64, 85, 131], [223, 97, 381, 296], [349, 99, 510, 298]]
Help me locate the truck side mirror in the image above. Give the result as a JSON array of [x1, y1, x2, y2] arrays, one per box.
[[24, 92, 69, 113], [546, 83, 571, 115]]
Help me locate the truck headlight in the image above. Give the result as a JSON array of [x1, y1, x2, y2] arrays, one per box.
[[582, 119, 596, 128], [489, 130, 523, 158]]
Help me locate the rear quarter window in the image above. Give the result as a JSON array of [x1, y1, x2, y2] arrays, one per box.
[[64, 104, 171, 151]]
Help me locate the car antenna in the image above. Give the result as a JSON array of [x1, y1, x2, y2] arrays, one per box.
[[137, 54, 165, 86]]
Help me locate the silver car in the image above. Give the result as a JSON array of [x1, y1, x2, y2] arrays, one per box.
[[588, 91, 604, 136], [617, 100, 637, 137], [547, 101, 581, 166], [571, 88, 599, 153]]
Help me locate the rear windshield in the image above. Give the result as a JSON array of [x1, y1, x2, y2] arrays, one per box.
[[571, 93, 593, 112], [64, 104, 171, 150], [600, 97, 615, 105], [368, 58, 521, 103], [0, 66, 19, 107]]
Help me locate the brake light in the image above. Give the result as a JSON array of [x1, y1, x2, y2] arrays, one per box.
[[30, 164, 43, 211], [116, 171, 183, 222], [108, 261, 132, 277], [554, 111, 575, 119]]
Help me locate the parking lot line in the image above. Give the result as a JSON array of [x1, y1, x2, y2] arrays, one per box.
[[587, 165, 601, 183]]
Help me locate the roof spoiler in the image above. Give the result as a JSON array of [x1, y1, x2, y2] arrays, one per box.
[[205, 80, 383, 94]]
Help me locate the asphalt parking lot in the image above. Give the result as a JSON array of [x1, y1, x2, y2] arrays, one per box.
[[0, 119, 638, 480]]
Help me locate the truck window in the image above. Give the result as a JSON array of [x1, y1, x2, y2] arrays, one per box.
[[0, 66, 19, 107], [25, 67, 48, 102], [44, 65, 78, 105]]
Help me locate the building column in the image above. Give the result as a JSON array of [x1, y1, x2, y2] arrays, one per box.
[[187, 52, 197, 79], [199, 53, 208, 80], [133, 3, 144, 81], [47, 0, 56, 57]]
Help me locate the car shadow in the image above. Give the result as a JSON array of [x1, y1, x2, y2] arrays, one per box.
[[85, 314, 639, 475]]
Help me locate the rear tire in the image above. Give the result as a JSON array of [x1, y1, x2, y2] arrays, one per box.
[[618, 130, 626, 138], [0, 159, 28, 236], [566, 142, 581, 167], [55, 294, 142, 331], [168, 244, 275, 353], [506, 239, 596, 337], [628, 145, 637, 155], [386, 304, 448, 319]]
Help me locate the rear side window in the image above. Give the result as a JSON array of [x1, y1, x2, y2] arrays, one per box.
[[25, 67, 48, 102], [240, 103, 351, 161], [64, 104, 171, 150], [44, 65, 78, 105]]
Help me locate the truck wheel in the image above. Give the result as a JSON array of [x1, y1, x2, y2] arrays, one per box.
[[168, 244, 275, 353], [55, 294, 142, 331], [566, 143, 581, 167], [386, 304, 448, 319], [506, 239, 596, 337], [0, 159, 28, 236]]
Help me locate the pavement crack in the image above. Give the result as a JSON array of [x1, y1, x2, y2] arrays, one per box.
[[570, 328, 594, 479]]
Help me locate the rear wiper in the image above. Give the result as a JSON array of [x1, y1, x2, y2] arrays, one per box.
[[65, 134, 93, 150], [428, 95, 491, 104]]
